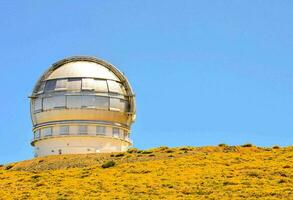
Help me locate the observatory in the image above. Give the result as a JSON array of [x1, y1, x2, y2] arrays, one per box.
[[30, 56, 136, 157]]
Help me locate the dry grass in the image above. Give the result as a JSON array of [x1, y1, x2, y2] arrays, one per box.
[[0, 146, 292, 199]]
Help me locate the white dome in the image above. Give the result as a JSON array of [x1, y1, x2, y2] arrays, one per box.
[[30, 56, 136, 157]]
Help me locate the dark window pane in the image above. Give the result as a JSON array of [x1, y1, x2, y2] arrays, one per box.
[[44, 80, 57, 92]]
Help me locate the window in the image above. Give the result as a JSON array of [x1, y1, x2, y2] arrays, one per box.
[[67, 95, 82, 108], [42, 127, 52, 137], [44, 80, 57, 92], [55, 79, 67, 91], [35, 130, 41, 139], [67, 78, 81, 91], [34, 98, 42, 112], [123, 131, 128, 140], [43, 97, 54, 110], [107, 80, 126, 94], [53, 96, 66, 108], [110, 98, 128, 111], [112, 128, 120, 138], [82, 95, 96, 108], [96, 126, 106, 135], [43, 96, 66, 110], [95, 96, 109, 110], [78, 125, 87, 135], [60, 126, 69, 135]]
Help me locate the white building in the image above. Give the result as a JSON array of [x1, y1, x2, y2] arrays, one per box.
[[30, 56, 136, 157]]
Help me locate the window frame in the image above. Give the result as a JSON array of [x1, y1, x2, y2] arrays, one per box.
[[96, 126, 106, 135]]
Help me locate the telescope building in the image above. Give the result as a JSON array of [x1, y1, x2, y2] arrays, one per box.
[[30, 56, 136, 157]]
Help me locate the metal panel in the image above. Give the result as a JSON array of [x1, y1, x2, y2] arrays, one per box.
[[55, 79, 67, 91], [94, 80, 108, 92], [37, 82, 45, 94], [46, 61, 120, 81], [67, 78, 81, 91], [82, 78, 95, 90], [107, 80, 126, 94], [34, 98, 42, 112]]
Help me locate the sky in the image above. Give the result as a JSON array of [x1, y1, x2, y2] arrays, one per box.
[[0, 1, 292, 163]]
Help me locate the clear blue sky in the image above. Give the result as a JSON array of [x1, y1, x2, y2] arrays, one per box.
[[0, 1, 292, 163]]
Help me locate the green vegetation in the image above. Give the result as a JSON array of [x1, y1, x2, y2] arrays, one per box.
[[0, 146, 292, 199]]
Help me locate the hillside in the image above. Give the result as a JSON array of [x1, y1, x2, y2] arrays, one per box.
[[0, 145, 292, 199]]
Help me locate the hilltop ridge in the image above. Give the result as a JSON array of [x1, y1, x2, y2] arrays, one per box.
[[0, 145, 292, 199]]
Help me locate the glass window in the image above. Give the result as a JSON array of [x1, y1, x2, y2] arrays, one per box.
[[110, 98, 128, 111], [44, 80, 57, 92], [94, 80, 108, 92], [123, 131, 128, 140], [78, 125, 87, 135], [55, 79, 67, 91], [82, 95, 96, 108], [96, 126, 106, 135], [67, 78, 81, 91], [54, 96, 66, 108], [34, 98, 42, 112], [43, 97, 54, 110], [37, 82, 45, 94], [60, 126, 69, 135], [95, 96, 109, 110], [67, 96, 82, 108], [107, 80, 126, 94], [42, 127, 52, 137], [43, 96, 66, 110], [112, 128, 120, 138], [35, 130, 41, 139]]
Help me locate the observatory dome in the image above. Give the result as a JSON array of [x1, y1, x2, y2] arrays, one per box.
[[30, 56, 136, 157]]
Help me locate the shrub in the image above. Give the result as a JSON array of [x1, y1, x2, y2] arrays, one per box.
[[218, 143, 228, 147], [4, 165, 13, 170], [31, 174, 41, 179], [141, 151, 153, 154], [241, 143, 253, 148], [127, 148, 139, 153], [158, 146, 169, 151], [166, 149, 174, 153], [115, 153, 125, 157], [272, 146, 281, 149], [101, 161, 116, 169]]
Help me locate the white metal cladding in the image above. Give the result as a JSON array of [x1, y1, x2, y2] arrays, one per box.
[[67, 78, 81, 91], [45, 61, 120, 81]]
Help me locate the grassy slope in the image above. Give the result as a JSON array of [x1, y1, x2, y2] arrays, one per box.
[[0, 146, 292, 199]]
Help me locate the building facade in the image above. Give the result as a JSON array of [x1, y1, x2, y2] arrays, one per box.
[[30, 56, 136, 157]]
